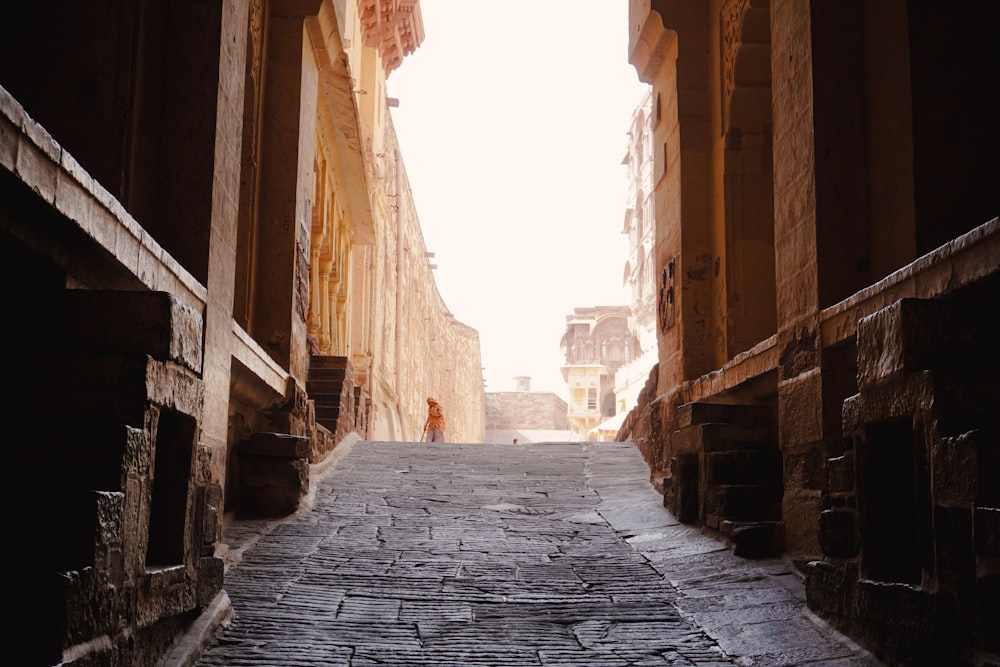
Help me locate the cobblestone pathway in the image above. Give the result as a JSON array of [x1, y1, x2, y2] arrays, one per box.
[[194, 441, 879, 667]]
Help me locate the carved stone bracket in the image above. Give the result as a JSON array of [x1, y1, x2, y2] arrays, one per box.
[[358, 0, 425, 74]]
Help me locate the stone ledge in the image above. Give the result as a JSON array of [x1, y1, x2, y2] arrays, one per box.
[[240, 432, 310, 458]]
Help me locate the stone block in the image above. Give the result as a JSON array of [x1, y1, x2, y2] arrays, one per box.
[[675, 401, 773, 428], [727, 521, 783, 558], [782, 487, 823, 557], [783, 443, 827, 491], [856, 298, 986, 391], [268, 380, 312, 438], [673, 422, 773, 455], [0, 85, 25, 171], [933, 507, 975, 589], [706, 449, 772, 485], [854, 580, 934, 629], [975, 507, 1000, 557], [52, 490, 127, 587], [842, 372, 935, 434], [194, 443, 214, 485], [17, 114, 60, 204], [145, 359, 204, 418], [197, 556, 225, 607], [238, 456, 309, 518], [933, 431, 979, 507], [778, 369, 823, 447], [195, 483, 223, 557], [666, 453, 698, 522], [55, 155, 98, 232], [143, 566, 197, 621], [241, 432, 310, 458], [777, 320, 819, 381], [976, 433, 1000, 507], [819, 508, 858, 558], [60, 290, 204, 373], [850, 580, 956, 665], [805, 559, 855, 621], [979, 579, 1000, 654], [707, 483, 782, 521], [841, 393, 863, 434], [827, 451, 855, 494]]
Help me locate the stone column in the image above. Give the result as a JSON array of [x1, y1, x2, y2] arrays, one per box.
[[771, 0, 824, 560], [202, 0, 251, 491], [250, 0, 322, 380]]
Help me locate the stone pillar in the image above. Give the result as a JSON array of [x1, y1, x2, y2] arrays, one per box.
[[250, 0, 322, 380], [202, 0, 251, 493], [632, 3, 727, 393], [771, 0, 824, 561]]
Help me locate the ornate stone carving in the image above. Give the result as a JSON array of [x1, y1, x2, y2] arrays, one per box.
[[721, 0, 751, 131], [358, 0, 424, 74]]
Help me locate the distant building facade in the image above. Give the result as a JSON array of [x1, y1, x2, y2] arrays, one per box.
[[560, 307, 638, 439], [612, 87, 657, 426]]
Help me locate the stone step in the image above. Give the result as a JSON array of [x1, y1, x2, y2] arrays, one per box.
[[315, 405, 342, 421], [676, 401, 775, 428], [706, 483, 782, 522], [706, 448, 782, 486], [316, 418, 339, 432], [672, 422, 774, 454], [309, 355, 349, 370], [306, 378, 346, 395], [719, 520, 784, 558]]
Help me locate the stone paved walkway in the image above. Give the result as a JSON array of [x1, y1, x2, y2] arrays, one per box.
[[187, 440, 881, 666]]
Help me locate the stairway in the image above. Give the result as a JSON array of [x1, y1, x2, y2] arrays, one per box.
[[306, 355, 354, 436], [670, 401, 783, 557]]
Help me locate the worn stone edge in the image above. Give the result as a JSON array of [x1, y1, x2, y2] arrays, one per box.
[[161, 591, 233, 667]]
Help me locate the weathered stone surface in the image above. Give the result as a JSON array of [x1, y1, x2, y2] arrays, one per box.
[[975, 507, 1000, 557], [827, 451, 855, 494], [237, 454, 309, 517], [856, 298, 989, 392], [60, 289, 204, 373], [191, 441, 878, 667], [240, 431, 310, 458], [665, 452, 698, 522], [196, 557, 225, 607], [778, 369, 824, 448], [932, 432, 979, 507], [805, 559, 858, 621], [819, 508, 858, 558]]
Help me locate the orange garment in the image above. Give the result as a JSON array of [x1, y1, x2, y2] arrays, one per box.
[[425, 397, 446, 431]]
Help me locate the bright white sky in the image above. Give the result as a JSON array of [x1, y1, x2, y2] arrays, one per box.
[[387, 1, 650, 400]]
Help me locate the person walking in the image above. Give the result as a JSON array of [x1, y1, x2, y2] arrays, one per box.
[[423, 397, 446, 442]]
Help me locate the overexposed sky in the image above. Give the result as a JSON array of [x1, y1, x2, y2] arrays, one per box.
[[387, 1, 649, 399]]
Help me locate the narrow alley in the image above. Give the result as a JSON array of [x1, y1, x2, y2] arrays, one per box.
[[179, 440, 880, 666]]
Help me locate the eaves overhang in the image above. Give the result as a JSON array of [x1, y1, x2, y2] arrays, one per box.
[[307, 5, 376, 244]]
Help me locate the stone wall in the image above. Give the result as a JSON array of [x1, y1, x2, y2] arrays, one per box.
[[487, 392, 570, 431], [629, 1, 1000, 663], [0, 0, 484, 663]]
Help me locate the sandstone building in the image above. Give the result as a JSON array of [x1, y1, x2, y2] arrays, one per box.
[[560, 306, 640, 440], [613, 87, 659, 422], [3, 1, 998, 665], [621, 1, 998, 664], [0, 0, 484, 664]]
